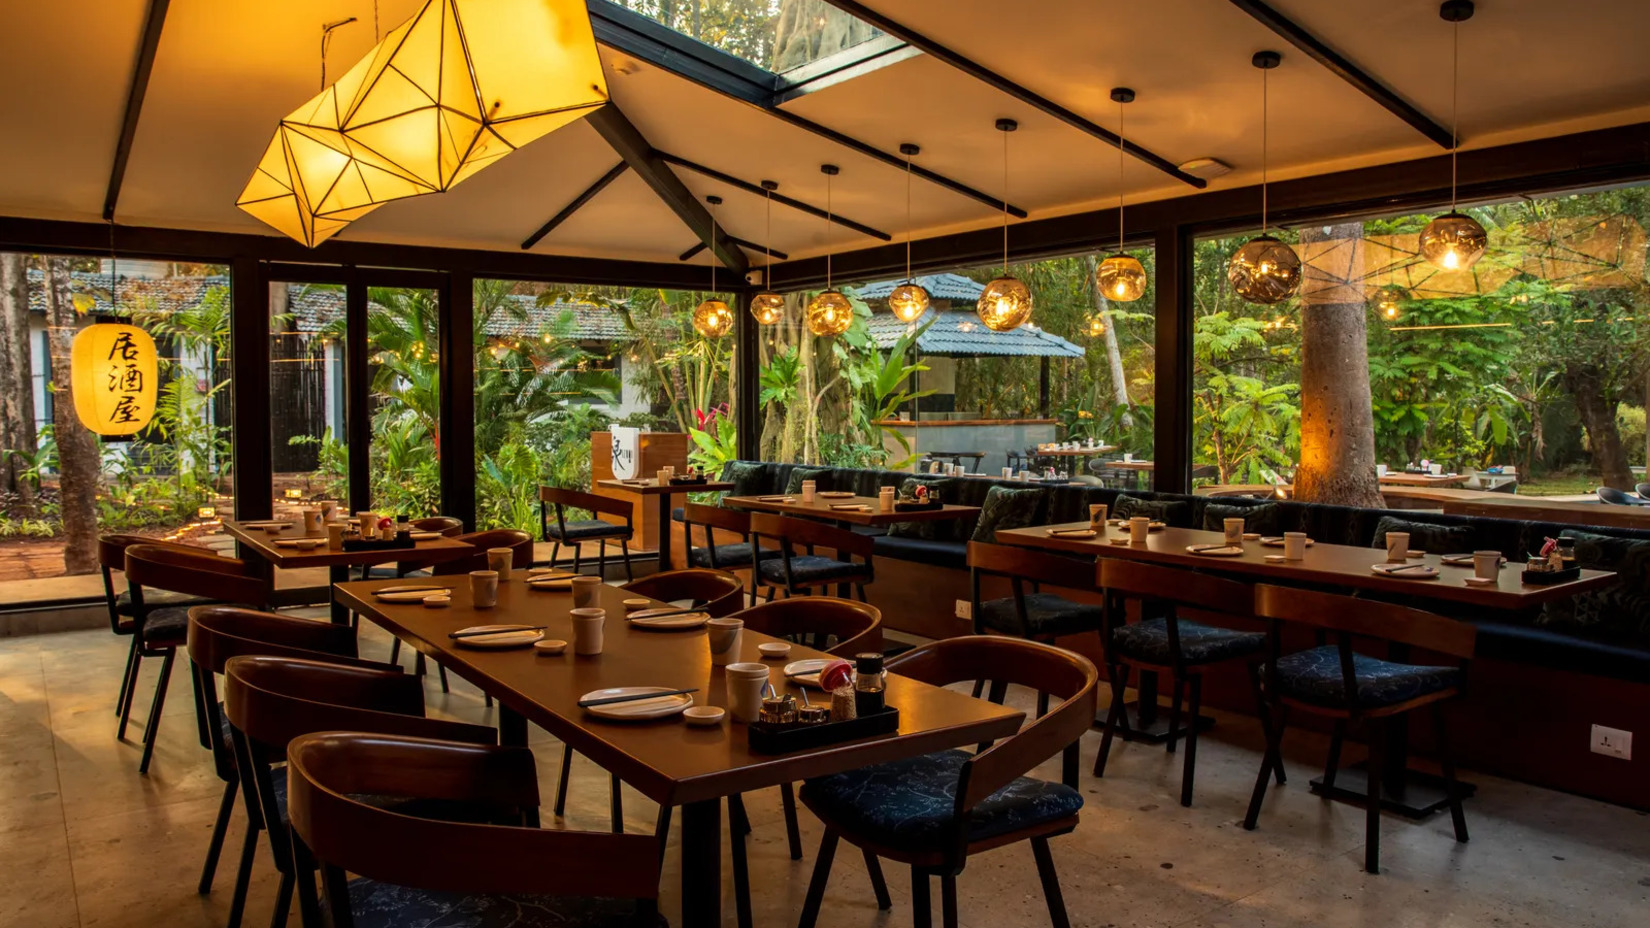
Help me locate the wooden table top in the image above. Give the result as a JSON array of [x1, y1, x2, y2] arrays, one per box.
[[1442, 494, 1650, 531], [222, 519, 475, 569], [722, 494, 981, 527], [1379, 472, 1469, 487], [596, 478, 736, 496], [994, 521, 1616, 609], [1036, 446, 1117, 457], [337, 578, 1024, 805], [1103, 460, 1155, 471]]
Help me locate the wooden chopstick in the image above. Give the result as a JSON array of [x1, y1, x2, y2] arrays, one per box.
[[578, 687, 698, 708], [448, 625, 546, 639]]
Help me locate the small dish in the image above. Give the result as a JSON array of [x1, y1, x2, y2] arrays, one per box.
[[1241, 532, 1262, 541], [422, 594, 451, 609], [1108, 537, 1129, 546], [684, 706, 725, 726], [1463, 577, 1497, 587], [758, 642, 792, 659], [1407, 550, 1427, 559], [1263, 554, 1286, 563], [534, 638, 568, 655], [622, 598, 652, 612]]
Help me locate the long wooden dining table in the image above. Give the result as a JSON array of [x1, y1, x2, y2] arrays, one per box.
[[336, 577, 1025, 928]]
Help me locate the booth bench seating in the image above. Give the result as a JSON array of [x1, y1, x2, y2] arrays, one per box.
[[673, 461, 1650, 809]]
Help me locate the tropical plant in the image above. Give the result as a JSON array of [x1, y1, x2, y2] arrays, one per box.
[[688, 404, 739, 475]]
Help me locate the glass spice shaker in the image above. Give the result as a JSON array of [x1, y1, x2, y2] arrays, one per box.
[[853, 652, 886, 716], [830, 684, 856, 722]]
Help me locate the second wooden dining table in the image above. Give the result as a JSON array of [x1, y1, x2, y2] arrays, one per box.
[[336, 577, 1024, 928]]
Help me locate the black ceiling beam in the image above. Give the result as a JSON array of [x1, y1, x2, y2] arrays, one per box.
[[656, 153, 890, 241], [678, 237, 789, 262], [585, 104, 749, 275], [585, 0, 1024, 219], [818, 0, 1205, 190], [520, 161, 629, 250], [103, 0, 170, 221], [1227, 0, 1455, 149]]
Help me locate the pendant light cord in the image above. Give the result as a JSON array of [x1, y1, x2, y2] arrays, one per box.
[[904, 150, 914, 282], [1002, 128, 1009, 274], [1116, 100, 1125, 252], [373, 0, 380, 42], [825, 172, 833, 289], [1261, 64, 1269, 232], [709, 200, 717, 295], [1450, 18, 1460, 209], [107, 219, 118, 315]]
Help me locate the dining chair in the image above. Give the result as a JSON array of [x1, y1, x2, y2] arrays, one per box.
[[747, 511, 874, 603], [968, 542, 1103, 646], [1243, 584, 1474, 874], [185, 606, 392, 928], [121, 543, 270, 774], [797, 636, 1098, 928], [1093, 559, 1279, 807], [682, 501, 780, 572], [364, 515, 465, 579], [223, 655, 501, 928], [1597, 485, 1645, 506], [1637, 482, 1650, 501], [539, 485, 636, 580], [386, 528, 530, 699], [285, 731, 664, 928], [551, 568, 745, 829], [99, 534, 218, 711]]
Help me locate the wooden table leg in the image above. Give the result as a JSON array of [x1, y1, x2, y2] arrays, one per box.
[[656, 493, 674, 570], [498, 705, 527, 748], [679, 798, 721, 928], [328, 565, 349, 624]]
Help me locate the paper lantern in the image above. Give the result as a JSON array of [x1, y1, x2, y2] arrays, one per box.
[[70, 323, 157, 436], [239, 0, 609, 246]]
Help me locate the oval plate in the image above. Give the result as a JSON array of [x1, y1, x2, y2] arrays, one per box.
[[452, 626, 544, 649], [783, 658, 832, 689], [629, 612, 710, 630], [1370, 563, 1439, 580], [581, 687, 694, 721]]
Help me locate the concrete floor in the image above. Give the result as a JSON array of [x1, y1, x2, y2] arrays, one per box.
[[1, 618, 1646, 928]]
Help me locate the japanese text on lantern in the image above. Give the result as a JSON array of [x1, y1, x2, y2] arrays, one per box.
[[71, 323, 157, 436]]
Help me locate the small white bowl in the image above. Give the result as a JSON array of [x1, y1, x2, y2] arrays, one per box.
[[758, 642, 792, 660], [1263, 554, 1286, 563], [422, 594, 451, 609], [534, 639, 568, 655], [683, 706, 725, 726], [622, 598, 652, 612]]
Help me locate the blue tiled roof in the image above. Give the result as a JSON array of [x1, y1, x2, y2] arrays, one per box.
[[852, 273, 985, 301], [865, 310, 1085, 358]]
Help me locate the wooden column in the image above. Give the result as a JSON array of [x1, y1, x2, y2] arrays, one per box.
[[344, 273, 370, 513], [735, 290, 759, 461], [1153, 225, 1193, 494], [229, 257, 272, 520], [440, 272, 477, 529]]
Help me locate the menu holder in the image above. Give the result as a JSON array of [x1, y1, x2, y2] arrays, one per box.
[[893, 500, 943, 512], [748, 706, 899, 754], [1521, 565, 1580, 585]]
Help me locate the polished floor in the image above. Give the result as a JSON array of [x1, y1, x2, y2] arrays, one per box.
[[1, 618, 1645, 928]]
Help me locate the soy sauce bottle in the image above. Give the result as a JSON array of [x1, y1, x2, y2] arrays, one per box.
[[853, 653, 886, 716]]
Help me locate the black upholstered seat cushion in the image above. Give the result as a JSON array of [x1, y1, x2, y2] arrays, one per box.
[[136, 606, 192, 644], [544, 519, 631, 541], [800, 749, 1082, 851], [687, 543, 780, 569], [1270, 646, 1461, 709], [346, 880, 663, 928], [756, 555, 866, 587], [115, 587, 213, 617], [886, 477, 970, 541], [977, 593, 1102, 638], [872, 535, 968, 569], [1111, 618, 1265, 665], [1538, 529, 1650, 641]]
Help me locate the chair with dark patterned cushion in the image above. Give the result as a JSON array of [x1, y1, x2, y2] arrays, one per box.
[[968, 542, 1102, 643], [1093, 559, 1273, 807], [797, 637, 1097, 928], [1244, 584, 1475, 875], [681, 502, 780, 571], [749, 512, 873, 603], [185, 606, 392, 928], [286, 732, 664, 928], [99, 535, 218, 709], [224, 656, 503, 928], [540, 486, 635, 580], [121, 543, 270, 775]]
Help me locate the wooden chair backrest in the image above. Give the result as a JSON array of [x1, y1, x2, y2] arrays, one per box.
[[731, 596, 881, 656], [99, 533, 201, 570], [125, 543, 267, 607], [968, 541, 1094, 589], [683, 501, 750, 536], [540, 485, 632, 520], [432, 529, 529, 575], [620, 569, 745, 618], [186, 606, 365, 675], [410, 516, 465, 536], [286, 732, 661, 901], [1253, 584, 1476, 659], [749, 511, 873, 560], [1099, 559, 1255, 619]]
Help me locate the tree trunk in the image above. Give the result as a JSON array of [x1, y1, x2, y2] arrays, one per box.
[[1567, 363, 1634, 489], [1083, 254, 1133, 423], [1293, 224, 1385, 508], [45, 258, 100, 573], [0, 252, 36, 508]]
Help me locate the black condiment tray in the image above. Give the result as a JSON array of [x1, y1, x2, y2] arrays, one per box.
[[748, 706, 899, 754], [342, 535, 415, 552], [1522, 565, 1580, 585], [894, 501, 943, 512]]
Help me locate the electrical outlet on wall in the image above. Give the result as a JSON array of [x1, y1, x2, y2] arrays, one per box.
[[1590, 724, 1633, 760], [955, 600, 972, 621]]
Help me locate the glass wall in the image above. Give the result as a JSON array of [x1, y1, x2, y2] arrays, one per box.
[[269, 281, 347, 510], [366, 286, 442, 519], [0, 254, 232, 593], [1191, 183, 1650, 495], [617, 0, 884, 73], [765, 247, 1157, 487], [472, 280, 736, 531]]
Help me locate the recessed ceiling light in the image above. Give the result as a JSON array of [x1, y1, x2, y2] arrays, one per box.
[[1178, 157, 1232, 179]]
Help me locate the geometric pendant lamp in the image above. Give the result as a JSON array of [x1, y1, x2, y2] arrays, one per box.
[[238, 0, 609, 246]]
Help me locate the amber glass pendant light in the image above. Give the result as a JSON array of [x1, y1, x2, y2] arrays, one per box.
[[691, 196, 734, 338], [977, 119, 1033, 332], [750, 179, 786, 325], [806, 165, 853, 337], [1228, 51, 1302, 305], [1095, 88, 1146, 303], [1419, 0, 1487, 271], [889, 143, 931, 323]]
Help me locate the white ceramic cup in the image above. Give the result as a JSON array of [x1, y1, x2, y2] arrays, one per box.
[[1018, 470, 1033, 481], [663, 466, 675, 479], [1089, 503, 1108, 528], [325, 523, 347, 550], [1123, 452, 1134, 463], [1430, 463, 1444, 476], [486, 547, 513, 580], [469, 570, 499, 608], [1224, 518, 1245, 545], [571, 575, 602, 609], [319, 500, 338, 522], [1385, 531, 1411, 563], [1002, 467, 1013, 478], [656, 468, 671, 485], [725, 662, 770, 724], [801, 480, 817, 503], [1473, 550, 1502, 581], [1375, 463, 1389, 478], [1128, 516, 1150, 545], [878, 487, 895, 512], [571, 607, 605, 656], [706, 617, 744, 667], [356, 512, 377, 535], [1283, 532, 1308, 560], [301, 508, 322, 535]]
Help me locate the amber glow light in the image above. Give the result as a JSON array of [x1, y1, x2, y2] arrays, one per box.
[[978, 119, 1032, 331]]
